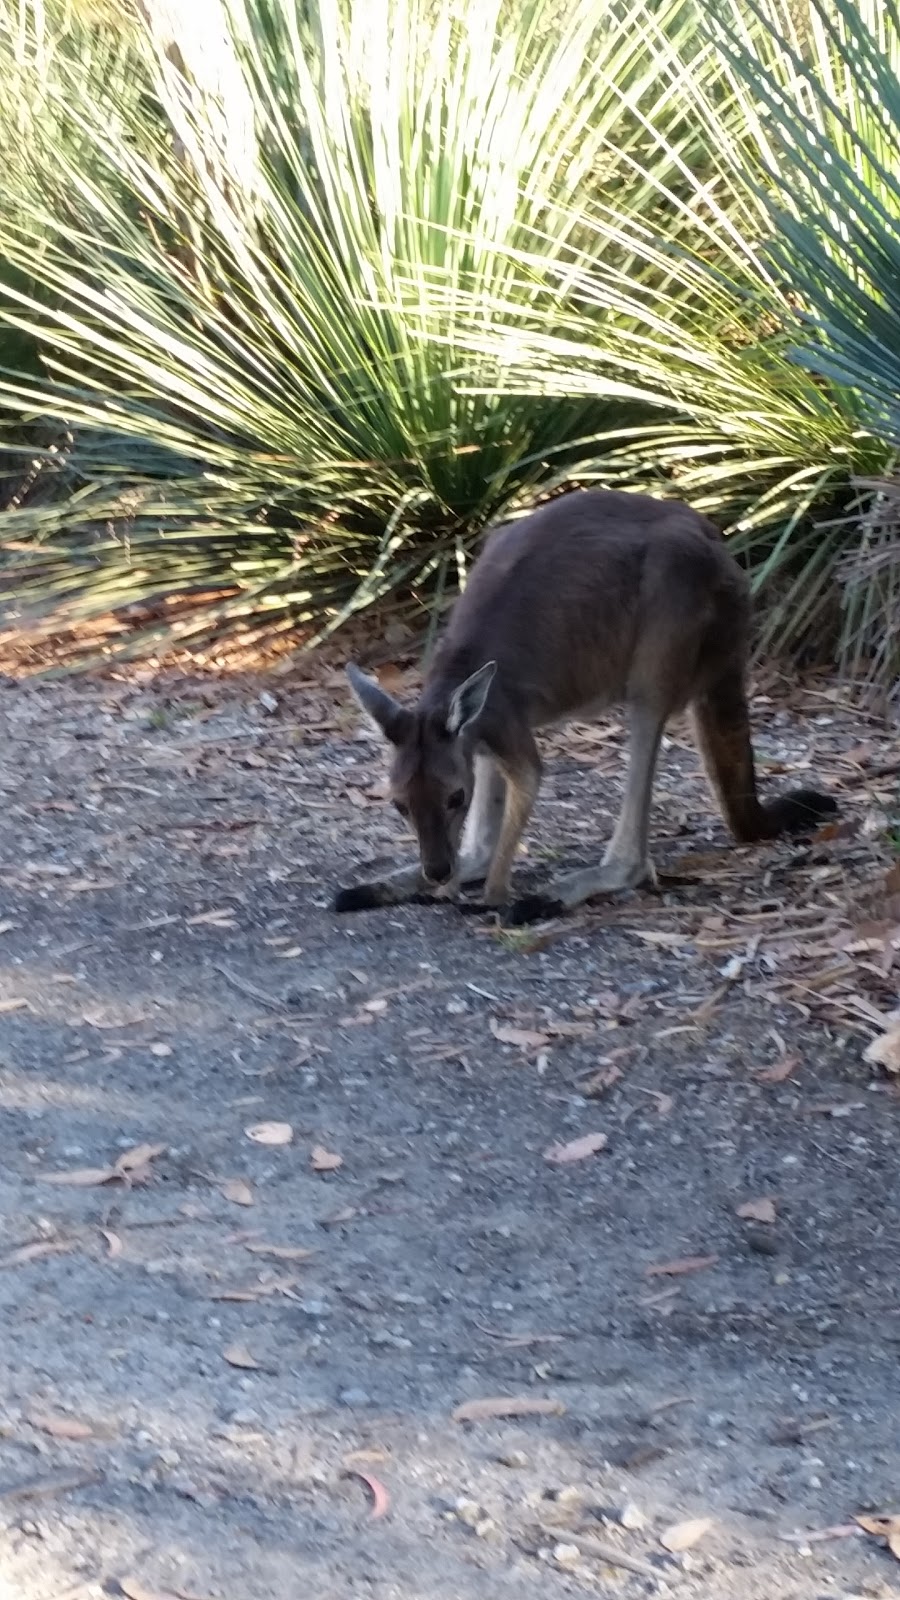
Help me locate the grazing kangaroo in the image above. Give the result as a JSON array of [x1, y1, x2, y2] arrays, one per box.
[[334, 489, 835, 921]]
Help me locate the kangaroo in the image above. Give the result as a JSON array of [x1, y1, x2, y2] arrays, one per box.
[[334, 489, 836, 922]]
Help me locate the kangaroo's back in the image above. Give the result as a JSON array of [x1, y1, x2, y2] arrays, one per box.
[[429, 489, 746, 724]]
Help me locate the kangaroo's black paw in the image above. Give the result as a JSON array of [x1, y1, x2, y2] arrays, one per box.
[[501, 894, 566, 927], [333, 884, 386, 913], [770, 788, 838, 836], [454, 897, 491, 917]]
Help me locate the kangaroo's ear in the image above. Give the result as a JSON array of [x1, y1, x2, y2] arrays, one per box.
[[446, 660, 496, 737], [346, 663, 413, 746]]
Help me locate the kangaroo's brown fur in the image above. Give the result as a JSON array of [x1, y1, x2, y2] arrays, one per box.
[[335, 489, 835, 920]]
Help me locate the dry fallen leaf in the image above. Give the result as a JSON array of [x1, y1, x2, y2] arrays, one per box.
[[223, 1343, 261, 1370], [115, 1143, 166, 1175], [490, 1019, 551, 1051], [220, 1178, 255, 1207], [0, 1240, 74, 1268], [212, 1279, 297, 1303], [754, 1054, 800, 1084], [642, 1089, 674, 1117], [544, 1132, 608, 1164], [771, 1413, 833, 1445], [864, 1026, 900, 1074], [148, 1042, 173, 1058], [100, 1229, 124, 1260], [244, 1242, 315, 1262], [310, 1145, 343, 1172], [28, 1412, 94, 1442], [578, 1064, 624, 1098], [736, 1197, 777, 1224], [645, 1255, 718, 1278], [452, 1395, 565, 1423], [346, 1468, 391, 1520], [186, 907, 236, 926], [779, 1523, 862, 1545], [245, 1121, 293, 1145], [39, 1166, 118, 1188], [0, 997, 30, 1013], [855, 1514, 900, 1561], [375, 662, 405, 694], [660, 1517, 714, 1553]]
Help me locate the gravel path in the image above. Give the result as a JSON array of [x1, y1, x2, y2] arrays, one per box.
[[0, 660, 898, 1600]]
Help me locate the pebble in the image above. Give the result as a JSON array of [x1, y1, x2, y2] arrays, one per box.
[[454, 1498, 484, 1527], [496, 1450, 528, 1469], [746, 1228, 779, 1256], [369, 1329, 412, 1350], [545, 1485, 582, 1508], [338, 1388, 372, 1408], [553, 1543, 581, 1568], [619, 1500, 647, 1530]]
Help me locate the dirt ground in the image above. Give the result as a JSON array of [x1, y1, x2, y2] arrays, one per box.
[[0, 652, 899, 1600]]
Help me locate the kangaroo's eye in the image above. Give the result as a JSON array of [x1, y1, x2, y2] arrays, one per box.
[[394, 800, 410, 819], [447, 789, 466, 812]]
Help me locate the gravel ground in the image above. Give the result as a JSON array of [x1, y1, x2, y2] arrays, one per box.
[[0, 657, 898, 1600]]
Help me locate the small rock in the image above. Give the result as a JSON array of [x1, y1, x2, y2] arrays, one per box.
[[369, 1329, 412, 1350], [553, 1543, 581, 1569], [475, 1517, 496, 1538], [619, 1500, 647, 1530], [455, 1498, 484, 1527], [338, 1388, 372, 1408], [745, 1228, 779, 1257], [297, 1299, 330, 1319], [156, 1447, 180, 1469], [496, 1450, 528, 1469]]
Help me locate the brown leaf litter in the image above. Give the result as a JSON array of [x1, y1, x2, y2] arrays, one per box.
[[452, 1396, 565, 1423], [39, 1144, 166, 1188]]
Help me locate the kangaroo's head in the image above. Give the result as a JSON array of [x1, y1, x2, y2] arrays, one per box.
[[346, 660, 496, 888]]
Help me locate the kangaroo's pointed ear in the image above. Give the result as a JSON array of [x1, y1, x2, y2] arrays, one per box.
[[346, 663, 413, 745], [446, 660, 496, 737]]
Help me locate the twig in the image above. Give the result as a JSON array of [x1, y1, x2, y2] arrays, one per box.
[[101, 1212, 214, 1231], [536, 1525, 659, 1578], [0, 1470, 101, 1503], [213, 965, 293, 1009], [807, 1139, 861, 1174]]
